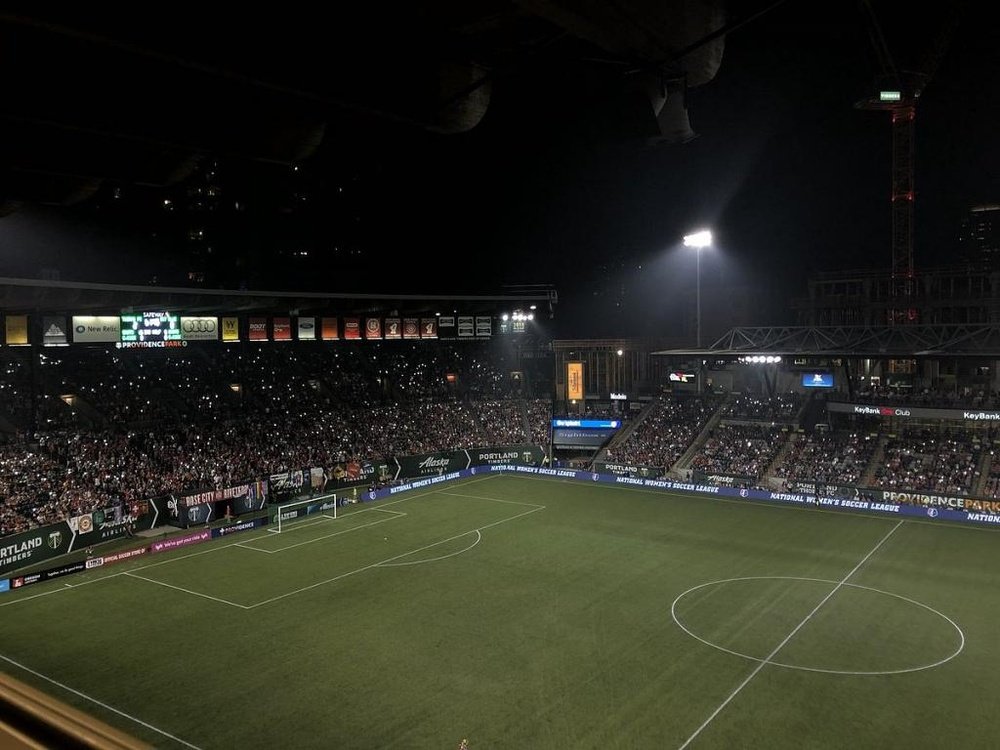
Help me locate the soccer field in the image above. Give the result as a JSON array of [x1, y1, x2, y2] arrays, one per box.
[[1, 473, 998, 749]]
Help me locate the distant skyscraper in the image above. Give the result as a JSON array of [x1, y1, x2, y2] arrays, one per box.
[[958, 205, 1000, 265]]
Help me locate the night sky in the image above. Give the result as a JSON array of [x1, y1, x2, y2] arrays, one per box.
[[2, 3, 997, 339]]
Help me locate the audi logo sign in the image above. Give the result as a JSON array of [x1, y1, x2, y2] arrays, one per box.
[[180, 317, 219, 340], [182, 319, 216, 332]]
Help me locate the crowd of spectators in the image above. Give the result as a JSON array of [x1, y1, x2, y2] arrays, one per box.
[[526, 399, 551, 447], [690, 423, 788, 480], [871, 428, 984, 496], [850, 385, 1000, 409], [773, 430, 879, 487], [605, 395, 717, 471], [0, 343, 553, 536], [983, 454, 1000, 499], [10, 342, 1000, 537], [722, 393, 802, 422]]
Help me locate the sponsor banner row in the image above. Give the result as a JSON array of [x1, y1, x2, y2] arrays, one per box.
[[393, 445, 544, 481], [488, 465, 1000, 528], [178, 481, 268, 510], [691, 471, 757, 487], [593, 462, 665, 479], [827, 401, 1000, 423], [3, 314, 499, 346], [85, 546, 148, 570], [151, 529, 212, 553], [212, 517, 267, 538], [0, 498, 162, 577], [172, 480, 267, 527], [1, 519, 267, 593], [269, 462, 397, 499]]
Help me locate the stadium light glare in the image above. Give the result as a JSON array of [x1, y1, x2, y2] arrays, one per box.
[[683, 228, 712, 396], [502, 313, 509, 321], [682, 230, 712, 248]]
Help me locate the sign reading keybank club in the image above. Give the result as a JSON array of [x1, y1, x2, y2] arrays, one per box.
[[827, 402, 1000, 422]]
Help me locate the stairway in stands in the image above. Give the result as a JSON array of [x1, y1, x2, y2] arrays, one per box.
[[859, 435, 890, 487], [594, 399, 655, 460], [670, 394, 735, 477]]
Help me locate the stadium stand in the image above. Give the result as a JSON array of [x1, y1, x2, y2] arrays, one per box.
[[0, 343, 550, 536]]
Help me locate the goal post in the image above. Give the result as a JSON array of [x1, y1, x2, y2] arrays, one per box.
[[267, 493, 338, 533]]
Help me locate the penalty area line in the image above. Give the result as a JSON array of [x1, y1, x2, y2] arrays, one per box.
[[123, 572, 249, 609], [246, 503, 545, 609]]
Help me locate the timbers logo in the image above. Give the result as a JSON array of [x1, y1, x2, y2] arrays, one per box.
[[48, 531, 62, 549]]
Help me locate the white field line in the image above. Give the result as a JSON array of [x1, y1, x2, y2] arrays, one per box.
[[247, 503, 545, 609], [0, 474, 502, 610], [670, 575, 966, 676], [123, 572, 249, 609], [677, 519, 904, 750], [240, 512, 408, 554], [0, 571, 126, 609], [378, 530, 483, 567], [437, 490, 546, 509], [0, 653, 203, 749]]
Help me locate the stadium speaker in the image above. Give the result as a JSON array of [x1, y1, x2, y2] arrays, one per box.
[[640, 73, 696, 145]]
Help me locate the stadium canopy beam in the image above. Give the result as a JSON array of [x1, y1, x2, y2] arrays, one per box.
[[0, 277, 557, 314], [652, 324, 1000, 358]]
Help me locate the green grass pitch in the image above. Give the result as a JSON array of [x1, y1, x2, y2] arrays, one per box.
[[1, 473, 998, 749]]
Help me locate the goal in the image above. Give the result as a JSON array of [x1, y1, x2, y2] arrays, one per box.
[[267, 493, 338, 533]]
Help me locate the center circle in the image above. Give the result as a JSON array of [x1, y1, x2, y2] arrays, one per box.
[[671, 576, 965, 675]]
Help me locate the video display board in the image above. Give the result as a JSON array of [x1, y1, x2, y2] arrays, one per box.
[[120, 312, 182, 347]]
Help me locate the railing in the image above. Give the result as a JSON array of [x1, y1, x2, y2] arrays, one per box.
[[0, 671, 149, 749]]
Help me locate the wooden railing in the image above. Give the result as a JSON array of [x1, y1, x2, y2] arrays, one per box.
[[0, 671, 150, 749]]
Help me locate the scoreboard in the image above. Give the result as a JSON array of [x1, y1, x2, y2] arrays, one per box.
[[120, 311, 181, 345]]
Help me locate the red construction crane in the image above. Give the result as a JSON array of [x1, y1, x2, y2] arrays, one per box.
[[855, 2, 963, 325]]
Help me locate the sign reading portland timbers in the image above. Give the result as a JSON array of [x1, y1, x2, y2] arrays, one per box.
[[592, 462, 664, 479], [0, 500, 161, 576], [393, 445, 545, 480]]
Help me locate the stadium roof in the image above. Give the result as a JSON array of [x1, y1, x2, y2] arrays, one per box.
[[653, 325, 1000, 358], [0, 276, 557, 315]]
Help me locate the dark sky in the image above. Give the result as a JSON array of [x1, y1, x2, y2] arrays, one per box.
[[2, 2, 997, 340]]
